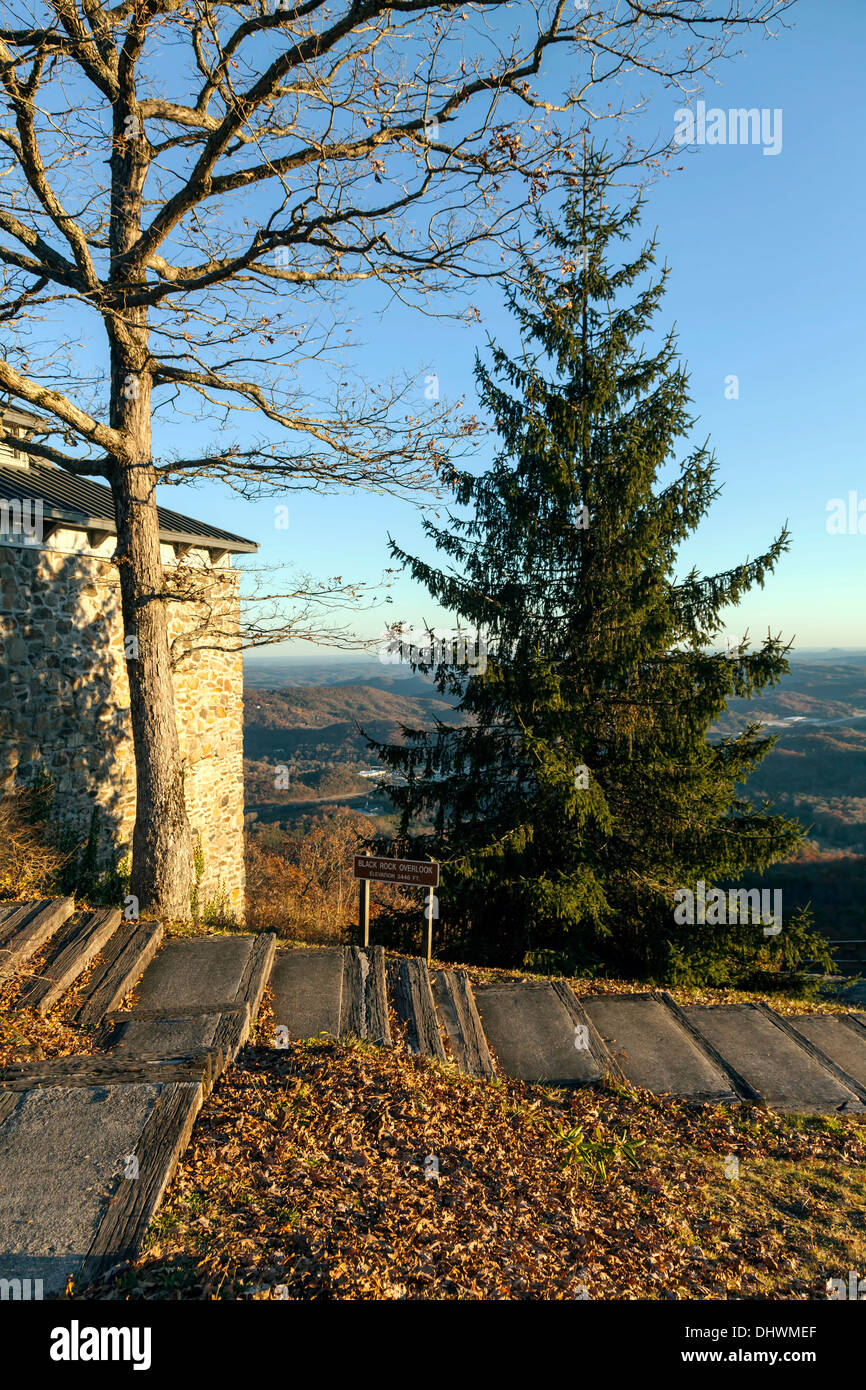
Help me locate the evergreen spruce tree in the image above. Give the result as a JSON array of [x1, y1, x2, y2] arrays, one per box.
[[372, 148, 810, 982]]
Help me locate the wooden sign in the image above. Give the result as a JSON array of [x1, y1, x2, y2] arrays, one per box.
[[353, 855, 439, 888]]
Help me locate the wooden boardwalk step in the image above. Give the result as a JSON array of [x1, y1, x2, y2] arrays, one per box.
[[98, 932, 276, 1078], [430, 969, 495, 1080], [72, 921, 165, 1028], [0, 1076, 204, 1295], [17, 909, 122, 1014], [387, 957, 446, 1061], [0, 898, 75, 978], [0, 1051, 216, 1091]]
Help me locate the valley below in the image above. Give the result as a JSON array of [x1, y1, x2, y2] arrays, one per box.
[[242, 653, 866, 966]]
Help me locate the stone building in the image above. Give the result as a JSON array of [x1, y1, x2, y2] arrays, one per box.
[[0, 404, 257, 919]]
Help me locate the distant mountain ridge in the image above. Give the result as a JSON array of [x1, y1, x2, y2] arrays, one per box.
[[243, 662, 866, 852], [244, 661, 866, 730], [242, 649, 866, 692], [243, 682, 470, 764], [242, 662, 866, 947]]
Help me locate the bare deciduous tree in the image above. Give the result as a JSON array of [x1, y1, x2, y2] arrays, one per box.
[[0, 0, 793, 915]]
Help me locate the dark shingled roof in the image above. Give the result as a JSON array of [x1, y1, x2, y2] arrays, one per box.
[[0, 460, 258, 554]]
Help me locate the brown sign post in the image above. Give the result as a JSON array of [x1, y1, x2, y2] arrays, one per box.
[[353, 854, 440, 964]]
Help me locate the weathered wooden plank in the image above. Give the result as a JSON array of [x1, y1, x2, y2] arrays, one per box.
[[0, 1065, 212, 1093], [340, 947, 365, 1038], [102, 1001, 246, 1025], [18, 910, 82, 976], [0, 898, 75, 976], [0, 901, 36, 937], [121, 1050, 223, 1093], [364, 944, 392, 1047], [340, 946, 392, 1046], [0, 1051, 215, 1091], [83, 1080, 204, 1284], [236, 932, 277, 1025], [72, 921, 165, 1028], [387, 957, 446, 1060], [0, 1091, 21, 1127], [430, 969, 496, 1080], [212, 1002, 251, 1066], [0, 897, 74, 948], [0, 1048, 214, 1079], [17, 909, 122, 1013]]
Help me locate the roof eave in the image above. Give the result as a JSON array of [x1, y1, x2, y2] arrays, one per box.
[[0, 405, 48, 430], [3, 504, 259, 553]]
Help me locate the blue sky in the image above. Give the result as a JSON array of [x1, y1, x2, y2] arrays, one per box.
[[130, 2, 866, 657]]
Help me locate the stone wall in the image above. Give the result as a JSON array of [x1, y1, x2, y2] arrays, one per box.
[[0, 537, 245, 918]]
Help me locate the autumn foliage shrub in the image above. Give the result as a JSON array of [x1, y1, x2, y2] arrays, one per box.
[[245, 809, 414, 943], [0, 777, 71, 900]]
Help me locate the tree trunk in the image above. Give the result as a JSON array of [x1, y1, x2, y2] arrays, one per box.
[[105, 102, 193, 919], [111, 453, 194, 920]]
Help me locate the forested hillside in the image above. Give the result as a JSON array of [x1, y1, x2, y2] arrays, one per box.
[[242, 659, 866, 959]]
